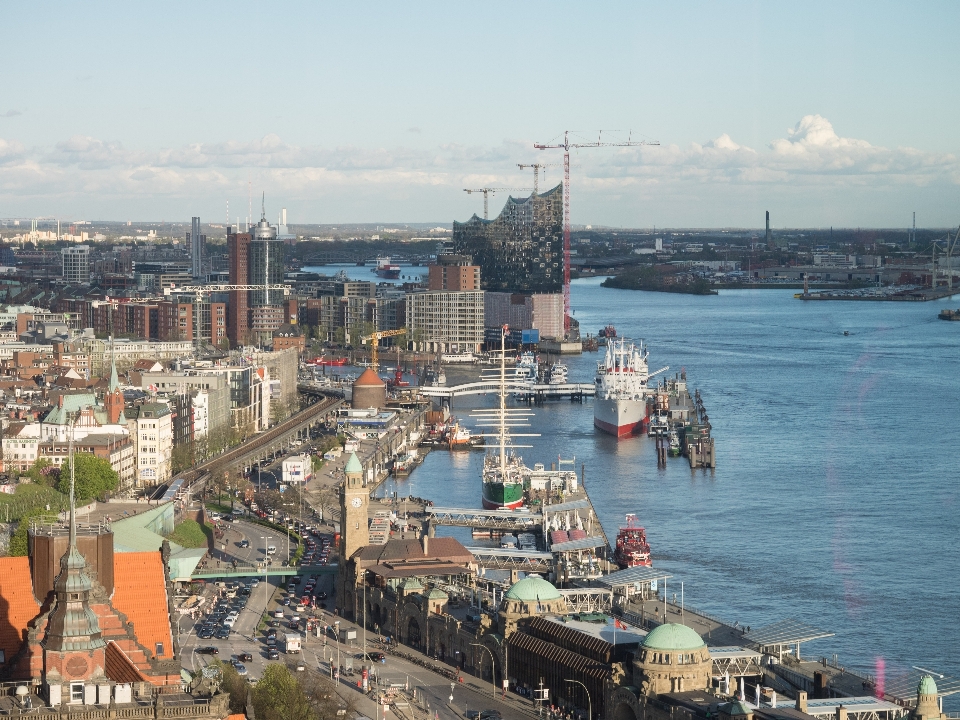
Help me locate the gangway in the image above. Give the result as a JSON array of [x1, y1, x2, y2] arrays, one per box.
[[466, 546, 553, 572], [426, 506, 542, 531]]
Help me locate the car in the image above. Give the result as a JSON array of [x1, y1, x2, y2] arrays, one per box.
[[236, 652, 253, 663], [238, 539, 250, 548], [223, 617, 237, 628], [356, 652, 386, 663], [197, 627, 214, 639], [281, 597, 291, 606], [234, 663, 247, 676], [267, 649, 280, 660], [466, 712, 502, 720], [272, 610, 284, 618], [196, 646, 219, 655], [266, 620, 280, 628], [317, 591, 328, 600], [265, 638, 277, 647], [288, 620, 299, 629], [215, 627, 231, 639]]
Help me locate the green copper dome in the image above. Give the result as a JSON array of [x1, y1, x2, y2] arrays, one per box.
[[345, 453, 363, 474], [504, 576, 561, 602], [918, 676, 938, 696], [641, 623, 705, 651], [724, 701, 753, 717]]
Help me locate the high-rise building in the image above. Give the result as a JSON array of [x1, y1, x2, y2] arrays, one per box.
[[248, 213, 285, 344], [189, 216, 206, 278], [407, 290, 484, 353], [61, 245, 90, 285], [227, 227, 251, 346], [452, 185, 563, 294]]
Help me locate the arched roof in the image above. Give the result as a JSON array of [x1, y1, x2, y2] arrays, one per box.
[[641, 623, 705, 652], [354, 368, 385, 387], [504, 576, 561, 602]]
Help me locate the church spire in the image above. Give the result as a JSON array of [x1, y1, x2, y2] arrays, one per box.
[[43, 415, 105, 653], [108, 337, 119, 392]]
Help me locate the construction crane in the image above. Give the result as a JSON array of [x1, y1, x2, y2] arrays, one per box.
[[535, 130, 660, 332], [164, 284, 291, 345], [517, 163, 559, 195], [361, 328, 407, 372], [463, 188, 532, 220]]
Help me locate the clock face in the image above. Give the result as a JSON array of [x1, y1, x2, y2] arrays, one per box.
[[351, 497, 363, 508]]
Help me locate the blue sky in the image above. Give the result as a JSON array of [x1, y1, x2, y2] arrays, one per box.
[[2, 1, 959, 228]]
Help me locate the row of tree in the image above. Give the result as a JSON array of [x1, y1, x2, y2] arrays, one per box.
[[217, 660, 354, 720]]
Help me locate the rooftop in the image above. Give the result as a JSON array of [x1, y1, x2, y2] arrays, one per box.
[[504, 575, 561, 602], [641, 623, 705, 651]]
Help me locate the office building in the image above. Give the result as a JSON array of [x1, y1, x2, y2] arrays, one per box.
[[227, 211, 286, 346], [452, 185, 563, 293], [227, 227, 251, 346], [485, 292, 564, 340], [61, 245, 90, 285], [407, 290, 484, 353], [188, 216, 205, 278]]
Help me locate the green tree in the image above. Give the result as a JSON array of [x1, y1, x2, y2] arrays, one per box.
[[210, 660, 248, 715], [171, 441, 195, 475], [9, 507, 46, 556], [25, 458, 58, 487], [251, 664, 314, 720], [57, 453, 119, 502]]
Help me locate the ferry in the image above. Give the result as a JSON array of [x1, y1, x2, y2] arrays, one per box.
[[548, 362, 569, 385], [613, 514, 652, 569]]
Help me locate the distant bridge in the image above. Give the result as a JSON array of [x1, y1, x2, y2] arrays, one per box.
[[419, 380, 595, 399]]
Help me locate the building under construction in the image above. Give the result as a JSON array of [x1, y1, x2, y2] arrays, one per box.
[[452, 184, 563, 294]]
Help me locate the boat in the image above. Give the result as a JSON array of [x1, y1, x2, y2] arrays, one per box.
[[311, 356, 349, 367], [447, 422, 472, 448], [476, 328, 535, 510], [392, 451, 419, 477], [647, 411, 669, 437], [373, 256, 401, 279], [939, 309, 960, 321], [594, 338, 667, 439], [668, 428, 681, 456], [598, 325, 617, 338], [548, 362, 568, 385], [514, 351, 538, 382], [613, 514, 652, 569]]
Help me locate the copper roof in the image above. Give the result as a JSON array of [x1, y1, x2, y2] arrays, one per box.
[[353, 368, 386, 387]]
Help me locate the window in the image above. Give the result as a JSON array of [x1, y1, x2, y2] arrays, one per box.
[[70, 683, 83, 703], [155, 642, 165, 657]]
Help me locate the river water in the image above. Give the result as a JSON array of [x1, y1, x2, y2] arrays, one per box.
[[307, 265, 960, 705]]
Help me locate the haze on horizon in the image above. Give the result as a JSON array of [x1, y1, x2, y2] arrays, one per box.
[[2, 2, 959, 229]]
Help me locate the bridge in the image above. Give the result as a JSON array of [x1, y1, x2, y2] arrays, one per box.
[[418, 380, 595, 400], [465, 547, 554, 572], [426, 506, 542, 531], [189, 564, 337, 581]]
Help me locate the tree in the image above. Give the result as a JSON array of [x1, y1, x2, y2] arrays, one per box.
[[57, 453, 119, 502], [171, 441, 195, 475], [9, 508, 45, 556], [251, 664, 314, 720], [210, 660, 248, 715], [25, 458, 58, 487]]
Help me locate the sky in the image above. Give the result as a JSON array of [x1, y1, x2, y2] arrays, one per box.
[[2, 1, 959, 228]]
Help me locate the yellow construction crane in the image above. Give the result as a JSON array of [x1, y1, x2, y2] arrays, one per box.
[[361, 328, 407, 371]]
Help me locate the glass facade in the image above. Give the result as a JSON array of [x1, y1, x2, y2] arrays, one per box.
[[452, 184, 563, 294]]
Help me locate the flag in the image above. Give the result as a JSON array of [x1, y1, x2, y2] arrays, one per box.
[[615, 618, 627, 630]]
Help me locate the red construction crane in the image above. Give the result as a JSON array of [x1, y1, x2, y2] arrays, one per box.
[[534, 130, 659, 333], [463, 187, 532, 220]]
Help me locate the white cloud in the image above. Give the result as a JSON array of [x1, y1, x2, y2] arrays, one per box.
[[0, 118, 958, 223]]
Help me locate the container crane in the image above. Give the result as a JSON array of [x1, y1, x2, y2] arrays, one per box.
[[361, 328, 407, 371], [535, 130, 660, 332], [463, 188, 532, 220]]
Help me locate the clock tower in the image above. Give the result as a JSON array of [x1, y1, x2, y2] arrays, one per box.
[[337, 452, 368, 617], [339, 452, 369, 560]]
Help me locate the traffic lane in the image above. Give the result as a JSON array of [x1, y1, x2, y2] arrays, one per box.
[[305, 637, 525, 720]]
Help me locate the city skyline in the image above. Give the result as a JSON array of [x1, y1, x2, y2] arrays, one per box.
[[1, 2, 959, 227]]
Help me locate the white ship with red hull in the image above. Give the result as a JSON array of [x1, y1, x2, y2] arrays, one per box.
[[593, 338, 667, 439]]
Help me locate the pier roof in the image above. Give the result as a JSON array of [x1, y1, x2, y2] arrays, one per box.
[[884, 669, 960, 700], [743, 619, 834, 649], [541, 498, 592, 513], [597, 565, 673, 588], [549, 536, 606, 552], [802, 697, 905, 719]]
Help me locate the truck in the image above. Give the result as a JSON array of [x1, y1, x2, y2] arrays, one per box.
[[338, 628, 357, 643], [280, 632, 301, 654]]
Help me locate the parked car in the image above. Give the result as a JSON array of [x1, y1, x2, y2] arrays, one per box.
[[196, 646, 219, 655]]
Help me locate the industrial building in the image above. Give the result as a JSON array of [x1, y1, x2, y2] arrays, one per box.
[[452, 185, 563, 294]]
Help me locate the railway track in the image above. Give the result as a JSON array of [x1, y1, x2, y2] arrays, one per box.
[[173, 393, 344, 494]]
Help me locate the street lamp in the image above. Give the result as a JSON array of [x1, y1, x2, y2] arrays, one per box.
[[565, 679, 592, 720], [334, 620, 341, 680], [470, 643, 497, 698]]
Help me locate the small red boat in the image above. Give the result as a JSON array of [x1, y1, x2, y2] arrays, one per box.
[[599, 325, 617, 338], [614, 514, 652, 568], [310, 356, 349, 367]]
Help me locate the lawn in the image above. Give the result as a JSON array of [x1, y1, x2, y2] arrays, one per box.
[[0, 484, 68, 521], [168, 519, 214, 549]]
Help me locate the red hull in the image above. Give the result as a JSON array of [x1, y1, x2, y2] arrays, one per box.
[[594, 416, 645, 439]]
